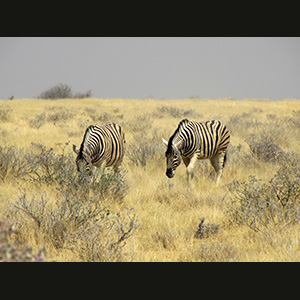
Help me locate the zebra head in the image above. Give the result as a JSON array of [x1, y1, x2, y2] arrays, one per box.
[[162, 138, 182, 178], [72, 144, 92, 176]]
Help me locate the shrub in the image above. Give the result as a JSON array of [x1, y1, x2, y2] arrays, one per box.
[[28, 113, 46, 129], [13, 187, 109, 249], [66, 208, 140, 262], [246, 133, 286, 163], [227, 161, 300, 232], [0, 107, 12, 122], [126, 133, 164, 167], [16, 142, 76, 185], [0, 146, 16, 181], [197, 241, 238, 262], [194, 217, 219, 239], [7, 141, 132, 259], [73, 90, 92, 99], [27, 143, 69, 183], [0, 142, 129, 203], [38, 83, 92, 100], [0, 220, 44, 262], [154, 106, 201, 119], [122, 115, 152, 134], [0, 146, 36, 182], [38, 83, 73, 99], [47, 110, 75, 124], [85, 109, 114, 123], [12, 185, 139, 261], [226, 143, 251, 166], [227, 112, 262, 136], [0, 143, 70, 182], [127, 140, 157, 167], [62, 167, 129, 203]]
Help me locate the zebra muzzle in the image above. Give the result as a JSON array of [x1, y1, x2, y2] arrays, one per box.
[[166, 168, 174, 178]]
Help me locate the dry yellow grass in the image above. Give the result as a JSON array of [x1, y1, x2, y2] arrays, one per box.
[[1, 97, 300, 262]]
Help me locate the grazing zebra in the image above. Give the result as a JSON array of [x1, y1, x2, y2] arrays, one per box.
[[162, 119, 230, 185], [72, 123, 125, 176]]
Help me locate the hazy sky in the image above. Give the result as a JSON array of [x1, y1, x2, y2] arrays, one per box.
[[1, 37, 300, 100]]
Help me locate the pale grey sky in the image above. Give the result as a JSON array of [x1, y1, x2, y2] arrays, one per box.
[[0, 37, 299, 100]]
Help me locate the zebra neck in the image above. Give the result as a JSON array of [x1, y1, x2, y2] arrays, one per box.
[[81, 126, 97, 158], [80, 143, 92, 159], [85, 141, 102, 158], [172, 136, 185, 152]]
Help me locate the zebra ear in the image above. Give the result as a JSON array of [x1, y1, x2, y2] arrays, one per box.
[[162, 138, 168, 147], [72, 144, 79, 155]]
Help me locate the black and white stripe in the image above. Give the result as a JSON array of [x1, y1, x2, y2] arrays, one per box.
[[73, 123, 125, 175], [163, 119, 230, 184]]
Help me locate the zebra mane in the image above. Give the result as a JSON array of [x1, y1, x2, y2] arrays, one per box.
[[167, 119, 189, 153], [78, 125, 94, 157]]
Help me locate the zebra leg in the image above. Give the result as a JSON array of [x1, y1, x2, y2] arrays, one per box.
[[113, 166, 120, 173], [184, 155, 197, 184], [182, 157, 191, 183], [210, 152, 226, 185], [113, 160, 122, 173], [95, 162, 106, 176]]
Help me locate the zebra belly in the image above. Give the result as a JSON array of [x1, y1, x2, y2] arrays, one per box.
[[183, 149, 215, 160], [92, 149, 123, 168], [92, 153, 117, 168], [196, 150, 211, 160]]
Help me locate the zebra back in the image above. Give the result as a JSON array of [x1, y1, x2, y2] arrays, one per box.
[[169, 119, 230, 159]]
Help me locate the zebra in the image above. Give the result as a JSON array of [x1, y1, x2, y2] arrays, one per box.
[[162, 119, 230, 185], [72, 123, 125, 176]]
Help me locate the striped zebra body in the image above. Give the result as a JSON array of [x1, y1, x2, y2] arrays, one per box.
[[73, 123, 125, 175], [163, 119, 230, 184]]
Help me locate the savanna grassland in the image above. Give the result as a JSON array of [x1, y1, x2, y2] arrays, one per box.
[[1, 97, 300, 262]]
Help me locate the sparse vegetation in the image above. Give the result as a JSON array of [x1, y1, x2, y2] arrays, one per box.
[[194, 217, 219, 239], [127, 134, 164, 168], [246, 133, 286, 163], [227, 156, 300, 231], [12, 182, 136, 261], [0, 107, 12, 122], [1, 97, 300, 261], [154, 105, 201, 119], [38, 83, 92, 100], [0, 220, 44, 262]]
